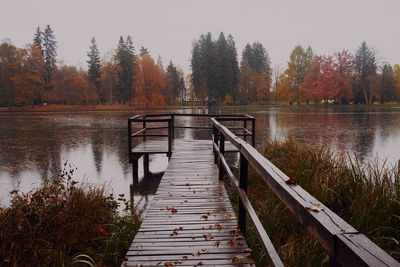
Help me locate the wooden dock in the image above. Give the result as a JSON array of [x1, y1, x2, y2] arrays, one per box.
[[124, 139, 253, 266], [125, 113, 400, 267]]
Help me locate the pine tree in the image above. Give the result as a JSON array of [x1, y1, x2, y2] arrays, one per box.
[[33, 27, 43, 55], [139, 46, 149, 57], [227, 35, 239, 102], [42, 25, 57, 92], [87, 37, 101, 93], [354, 41, 377, 104], [116, 35, 135, 103]]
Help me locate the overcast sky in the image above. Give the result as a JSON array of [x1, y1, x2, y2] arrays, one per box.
[[1, 0, 399, 73]]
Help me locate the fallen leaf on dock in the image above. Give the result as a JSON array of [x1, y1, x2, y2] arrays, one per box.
[[306, 204, 325, 212], [231, 255, 245, 262], [285, 178, 299, 185], [192, 250, 201, 256], [203, 233, 214, 240]]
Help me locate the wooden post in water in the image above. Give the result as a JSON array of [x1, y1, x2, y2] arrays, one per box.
[[132, 155, 138, 184], [238, 153, 248, 235], [218, 133, 225, 180]]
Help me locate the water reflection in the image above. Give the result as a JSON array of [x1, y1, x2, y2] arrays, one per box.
[[1, 107, 400, 208]]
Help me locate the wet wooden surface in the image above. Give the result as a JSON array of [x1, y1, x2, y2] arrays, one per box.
[[131, 139, 238, 155], [124, 139, 253, 266]]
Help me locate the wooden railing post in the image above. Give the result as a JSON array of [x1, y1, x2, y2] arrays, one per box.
[[218, 133, 225, 180], [212, 125, 218, 164], [171, 114, 175, 140], [243, 119, 247, 142], [167, 119, 172, 158], [251, 118, 255, 147], [128, 119, 132, 163], [238, 152, 248, 235], [143, 115, 146, 142]]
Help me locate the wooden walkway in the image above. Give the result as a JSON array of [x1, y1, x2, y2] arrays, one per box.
[[124, 139, 253, 266]]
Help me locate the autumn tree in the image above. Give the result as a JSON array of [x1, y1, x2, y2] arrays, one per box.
[[99, 52, 119, 104], [0, 41, 19, 106], [131, 54, 166, 106], [11, 45, 46, 105], [333, 50, 353, 104], [87, 37, 101, 100], [115, 36, 135, 103], [50, 65, 97, 104], [281, 45, 314, 104], [354, 41, 377, 104]]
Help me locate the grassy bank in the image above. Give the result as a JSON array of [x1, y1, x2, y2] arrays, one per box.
[[226, 138, 400, 266], [0, 169, 141, 266]]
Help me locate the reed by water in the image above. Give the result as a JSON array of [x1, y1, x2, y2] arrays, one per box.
[[227, 138, 400, 266]]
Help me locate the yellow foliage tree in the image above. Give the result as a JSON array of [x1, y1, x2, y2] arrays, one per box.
[[132, 54, 166, 106]]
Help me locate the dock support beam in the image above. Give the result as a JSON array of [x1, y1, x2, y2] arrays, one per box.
[[132, 156, 138, 184], [143, 154, 150, 177]]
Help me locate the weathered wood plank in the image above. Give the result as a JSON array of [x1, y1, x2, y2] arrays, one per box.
[[125, 139, 253, 266]]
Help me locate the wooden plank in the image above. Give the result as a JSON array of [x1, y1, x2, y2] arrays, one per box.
[[125, 139, 253, 266]]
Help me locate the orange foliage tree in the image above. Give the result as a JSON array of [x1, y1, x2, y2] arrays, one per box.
[[131, 54, 166, 106], [303, 50, 353, 104], [11, 45, 46, 105], [50, 65, 97, 104]]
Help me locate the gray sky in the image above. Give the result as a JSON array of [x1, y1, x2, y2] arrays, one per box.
[[1, 0, 399, 73]]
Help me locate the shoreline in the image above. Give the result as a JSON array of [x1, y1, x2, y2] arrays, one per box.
[[1, 102, 400, 113]]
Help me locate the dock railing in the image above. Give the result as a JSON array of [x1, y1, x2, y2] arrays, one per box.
[[128, 113, 255, 161], [211, 117, 400, 267]]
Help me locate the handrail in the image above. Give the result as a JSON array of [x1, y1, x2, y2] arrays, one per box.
[[128, 113, 256, 162], [211, 117, 400, 267]]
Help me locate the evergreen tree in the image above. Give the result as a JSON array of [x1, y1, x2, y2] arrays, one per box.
[[227, 35, 239, 101], [42, 25, 57, 92], [380, 64, 396, 103], [239, 42, 272, 103], [354, 41, 377, 104], [139, 46, 149, 57], [87, 37, 101, 100], [190, 32, 238, 102], [33, 27, 43, 55], [115, 35, 135, 103]]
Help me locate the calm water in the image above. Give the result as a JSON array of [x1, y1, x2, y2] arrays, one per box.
[[1, 106, 400, 208]]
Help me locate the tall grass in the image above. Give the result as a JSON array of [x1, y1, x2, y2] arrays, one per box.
[[0, 167, 141, 266], [228, 138, 400, 266]]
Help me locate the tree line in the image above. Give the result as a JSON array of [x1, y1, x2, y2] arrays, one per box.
[[1, 27, 400, 107], [276, 42, 400, 104], [0, 25, 185, 106]]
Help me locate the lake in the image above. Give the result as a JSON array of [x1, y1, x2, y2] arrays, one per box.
[[1, 106, 400, 209]]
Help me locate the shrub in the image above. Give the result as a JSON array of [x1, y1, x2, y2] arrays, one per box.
[[0, 167, 141, 266]]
